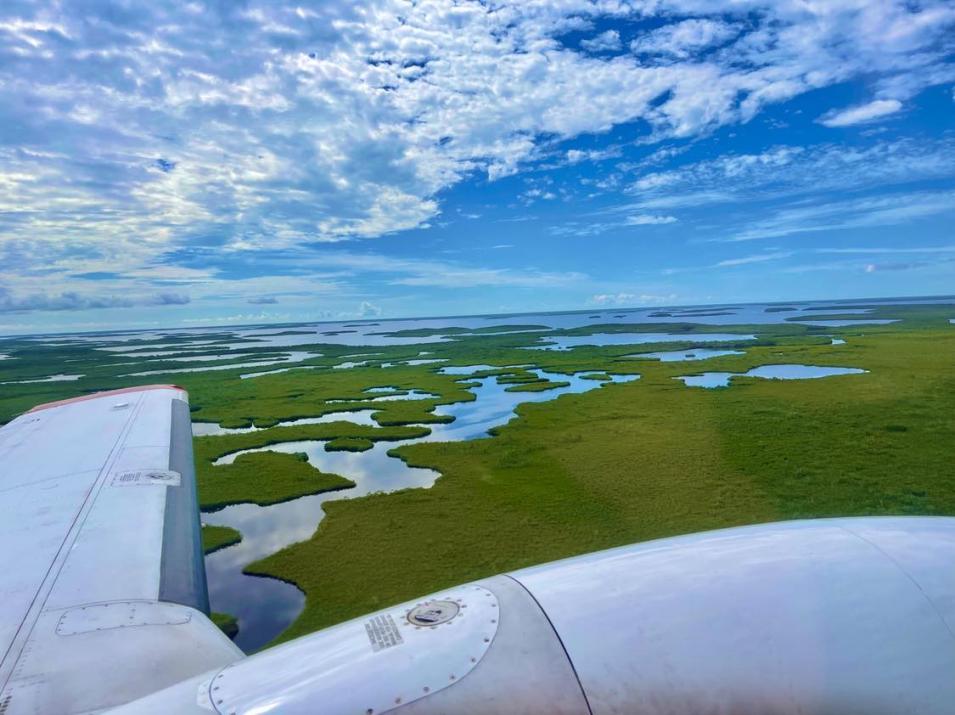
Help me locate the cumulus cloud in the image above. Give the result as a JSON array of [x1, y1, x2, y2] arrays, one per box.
[[521, 188, 557, 202], [581, 30, 621, 53], [590, 293, 637, 305], [358, 301, 382, 317], [630, 19, 740, 59], [631, 146, 805, 195], [589, 292, 677, 306], [624, 214, 678, 226], [566, 147, 622, 164], [819, 99, 904, 127]]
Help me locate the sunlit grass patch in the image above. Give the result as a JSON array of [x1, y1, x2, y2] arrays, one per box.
[[325, 437, 374, 452], [199, 451, 354, 512], [202, 524, 242, 554], [504, 380, 571, 392]]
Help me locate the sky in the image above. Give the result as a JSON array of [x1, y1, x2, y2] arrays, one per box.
[[1, 0, 954, 334]]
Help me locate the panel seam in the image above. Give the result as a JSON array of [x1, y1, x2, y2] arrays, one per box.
[[839, 525, 955, 643], [504, 574, 594, 715]]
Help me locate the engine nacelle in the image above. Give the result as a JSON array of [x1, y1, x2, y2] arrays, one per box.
[[113, 517, 955, 714]]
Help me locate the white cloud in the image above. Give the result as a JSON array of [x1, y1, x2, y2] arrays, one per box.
[[819, 99, 904, 127], [0, 287, 190, 313], [521, 188, 557, 202], [624, 214, 678, 225], [631, 19, 740, 59], [861, 258, 955, 273], [590, 293, 636, 305], [0, 246, 589, 315], [358, 301, 382, 317], [549, 212, 678, 236], [632, 146, 804, 194], [566, 146, 622, 164], [716, 251, 792, 267], [589, 292, 677, 306], [276, 250, 587, 290], [780, 254, 955, 275], [728, 190, 955, 242], [617, 137, 955, 229], [581, 30, 621, 53], [392, 266, 584, 289], [818, 245, 955, 255]]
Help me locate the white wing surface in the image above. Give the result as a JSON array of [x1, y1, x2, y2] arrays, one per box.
[[0, 386, 242, 715]]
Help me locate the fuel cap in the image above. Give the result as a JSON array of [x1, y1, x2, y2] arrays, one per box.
[[407, 600, 460, 626]]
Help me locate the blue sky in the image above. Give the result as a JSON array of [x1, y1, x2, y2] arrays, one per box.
[[1, 0, 954, 334]]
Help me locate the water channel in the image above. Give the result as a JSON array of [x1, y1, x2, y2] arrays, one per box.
[[200, 367, 638, 651]]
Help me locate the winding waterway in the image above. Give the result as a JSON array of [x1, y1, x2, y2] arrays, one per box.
[[200, 367, 638, 651]]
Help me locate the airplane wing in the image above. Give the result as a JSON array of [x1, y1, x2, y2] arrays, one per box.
[[0, 386, 242, 715]]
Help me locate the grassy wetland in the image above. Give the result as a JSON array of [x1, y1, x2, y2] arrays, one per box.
[[202, 525, 242, 554], [2, 300, 954, 649]]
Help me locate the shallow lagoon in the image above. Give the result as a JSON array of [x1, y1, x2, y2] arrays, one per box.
[[440, 364, 500, 374], [325, 389, 439, 404], [625, 348, 745, 362], [379, 358, 448, 367], [145, 352, 260, 363], [193, 409, 381, 437], [678, 364, 867, 388], [240, 365, 326, 379], [1, 373, 83, 384], [529, 333, 756, 351], [124, 351, 321, 377]]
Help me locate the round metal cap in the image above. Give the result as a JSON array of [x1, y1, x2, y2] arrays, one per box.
[[407, 600, 460, 626]]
